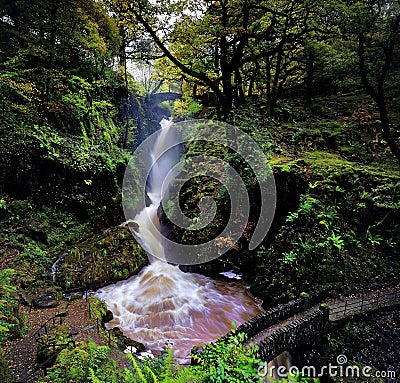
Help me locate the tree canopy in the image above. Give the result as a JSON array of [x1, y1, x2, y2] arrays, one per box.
[[1, 0, 399, 161]]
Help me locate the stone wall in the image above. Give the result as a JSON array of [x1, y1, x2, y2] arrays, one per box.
[[221, 285, 399, 363], [232, 288, 332, 340], [256, 305, 329, 362]]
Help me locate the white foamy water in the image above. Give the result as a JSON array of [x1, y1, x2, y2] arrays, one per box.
[[95, 118, 262, 358], [96, 261, 262, 358]]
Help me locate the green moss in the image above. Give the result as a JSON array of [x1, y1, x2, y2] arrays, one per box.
[[0, 199, 91, 286], [0, 123, 128, 221], [37, 340, 123, 383], [0, 269, 27, 341], [250, 167, 400, 306], [56, 227, 147, 290]]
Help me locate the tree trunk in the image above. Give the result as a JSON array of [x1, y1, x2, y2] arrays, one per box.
[[269, 49, 283, 116], [248, 76, 254, 98], [266, 56, 272, 113], [234, 69, 245, 104], [306, 45, 314, 106], [358, 32, 400, 165], [377, 97, 400, 165]]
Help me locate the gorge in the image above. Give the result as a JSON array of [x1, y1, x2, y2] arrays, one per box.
[[95, 119, 263, 359]]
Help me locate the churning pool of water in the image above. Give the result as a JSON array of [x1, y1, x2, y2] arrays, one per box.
[[95, 261, 262, 359]]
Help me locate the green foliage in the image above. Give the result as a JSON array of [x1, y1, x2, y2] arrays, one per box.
[[0, 0, 123, 131], [264, 372, 319, 383], [61, 75, 120, 144], [173, 97, 202, 119], [253, 129, 399, 305], [285, 196, 319, 224], [37, 324, 74, 363], [0, 200, 91, 286], [127, 332, 262, 383], [193, 332, 262, 383], [38, 339, 123, 383], [88, 298, 108, 323], [311, 39, 361, 93], [1, 0, 400, 379], [0, 199, 6, 210], [22, 122, 128, 174], [40, 341, 205, 383], [128, 347, 206, 383], [38, 333, 264, 383], [278, 194, 347, 271], [0, 269, 27, 342]]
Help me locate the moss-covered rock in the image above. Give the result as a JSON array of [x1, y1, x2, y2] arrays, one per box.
[[107, 327, 146, 353], [55, 226, 148, 290]]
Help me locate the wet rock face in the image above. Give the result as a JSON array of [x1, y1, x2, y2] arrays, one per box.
[[54, 226, 148, 290], [108, 327, 146, 353]]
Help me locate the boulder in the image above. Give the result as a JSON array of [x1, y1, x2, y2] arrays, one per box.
[[108, 327, 146, 353], [54, 226, 148, 290], [33, 291, 60, 308]]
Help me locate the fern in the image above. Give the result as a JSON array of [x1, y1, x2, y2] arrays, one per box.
[[122, 368, 135, 383], [127, 353, 148, 383], [167, 367, 206, 383], [89, 367, 103, 383], [145, 366, 159, 383], [161, 348, 174, 380]]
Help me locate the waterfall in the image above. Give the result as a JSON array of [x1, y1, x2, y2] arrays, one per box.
[[51, 251, 68, 282], [95, 119, 262, 359], [126, 118, 180, 263]]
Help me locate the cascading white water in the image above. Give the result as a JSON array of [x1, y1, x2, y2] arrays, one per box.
[[125, 118, 179, 262], [95, 119, 262, 359]]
